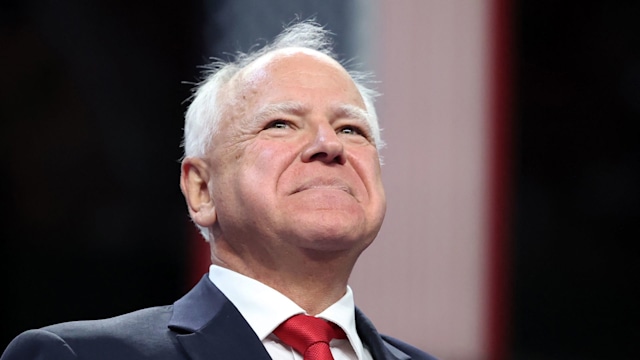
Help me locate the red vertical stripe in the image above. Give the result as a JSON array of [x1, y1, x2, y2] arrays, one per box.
[[487, 0, 513, 359], [187, 224, 210, 289]]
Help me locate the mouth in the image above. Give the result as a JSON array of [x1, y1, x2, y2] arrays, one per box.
[[293, 178, 353, 195]]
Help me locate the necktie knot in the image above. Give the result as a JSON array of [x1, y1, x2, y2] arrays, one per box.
[[274, 314, 347, 360]]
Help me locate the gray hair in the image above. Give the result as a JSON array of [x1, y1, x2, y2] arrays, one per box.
[[182, 20, 383, 241]]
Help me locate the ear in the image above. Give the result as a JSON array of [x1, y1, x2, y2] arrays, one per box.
[[180, 157, 217, 228]]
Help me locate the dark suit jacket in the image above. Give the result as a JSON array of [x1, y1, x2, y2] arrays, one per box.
[[1, 275, 436, 360]]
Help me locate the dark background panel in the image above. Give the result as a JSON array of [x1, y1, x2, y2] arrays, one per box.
[[512, 1, 640, 359], [203, 0, 355, 60], [0, 0, 201, 349], [0, 0, 354, 351]]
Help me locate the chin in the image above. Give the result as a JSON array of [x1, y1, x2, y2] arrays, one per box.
[[289, 223, 373, 253], [278, 205, 379, 249], [299, 239, 370, 258]]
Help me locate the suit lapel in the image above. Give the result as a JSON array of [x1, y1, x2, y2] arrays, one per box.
[[167, 275, 410, 360], [168, 276, 272, 360], [356, 308, 411, 360]]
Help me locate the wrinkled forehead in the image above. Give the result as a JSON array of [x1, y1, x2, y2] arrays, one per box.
[[218, 47, 366, 120], [229, 48, 359, 100]]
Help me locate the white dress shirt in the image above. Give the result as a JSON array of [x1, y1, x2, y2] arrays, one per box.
[[208, 265, 373, 360]]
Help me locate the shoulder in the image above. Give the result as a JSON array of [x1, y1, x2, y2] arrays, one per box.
[[43, 305, 173, 336], [2, 306, 178, 360], [381, 334, 439, 360], [2, 329, 77, 360]]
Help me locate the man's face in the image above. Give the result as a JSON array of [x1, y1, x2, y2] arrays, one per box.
[[207, 48, 386, 256]]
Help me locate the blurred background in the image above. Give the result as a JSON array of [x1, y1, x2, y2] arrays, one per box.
[[1, 1, 638, 359]]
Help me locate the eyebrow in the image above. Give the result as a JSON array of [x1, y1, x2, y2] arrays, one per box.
[[334, 104, 369, 124], [253, 102, 309, 124], [251, 101, 372, 131], [333, 103, 372, 132]]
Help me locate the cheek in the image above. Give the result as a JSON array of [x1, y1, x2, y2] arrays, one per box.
[[350, 149, 383, 186], [350, 149, 386, 212], [242, 141, 300, 187]]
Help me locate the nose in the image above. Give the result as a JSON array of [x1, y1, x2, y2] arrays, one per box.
[[301, 123, 345, 165]]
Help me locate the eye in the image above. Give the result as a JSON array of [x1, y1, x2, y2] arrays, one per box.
[[338, 125, 365, 136], [265, 119, 289, 130]]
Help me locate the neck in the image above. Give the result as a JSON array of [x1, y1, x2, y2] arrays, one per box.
[[210, 240, 358, 315]]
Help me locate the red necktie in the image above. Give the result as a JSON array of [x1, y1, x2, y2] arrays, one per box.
[[273, 314, 347, 360]]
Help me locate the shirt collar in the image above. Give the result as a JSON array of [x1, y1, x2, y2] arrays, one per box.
[[208, 264, 367, 360]]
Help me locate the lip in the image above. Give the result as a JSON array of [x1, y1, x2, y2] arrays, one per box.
[[293, 178, 353, 195]]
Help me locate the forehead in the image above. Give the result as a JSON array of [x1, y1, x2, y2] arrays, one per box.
[[228, 48, 365, 108], [242, 47, 347, 82]]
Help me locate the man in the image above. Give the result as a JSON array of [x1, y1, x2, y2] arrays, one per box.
[[2, 21, 436, 360]]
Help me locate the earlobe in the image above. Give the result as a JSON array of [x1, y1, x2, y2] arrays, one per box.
[[180, 157, 217, 227]]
